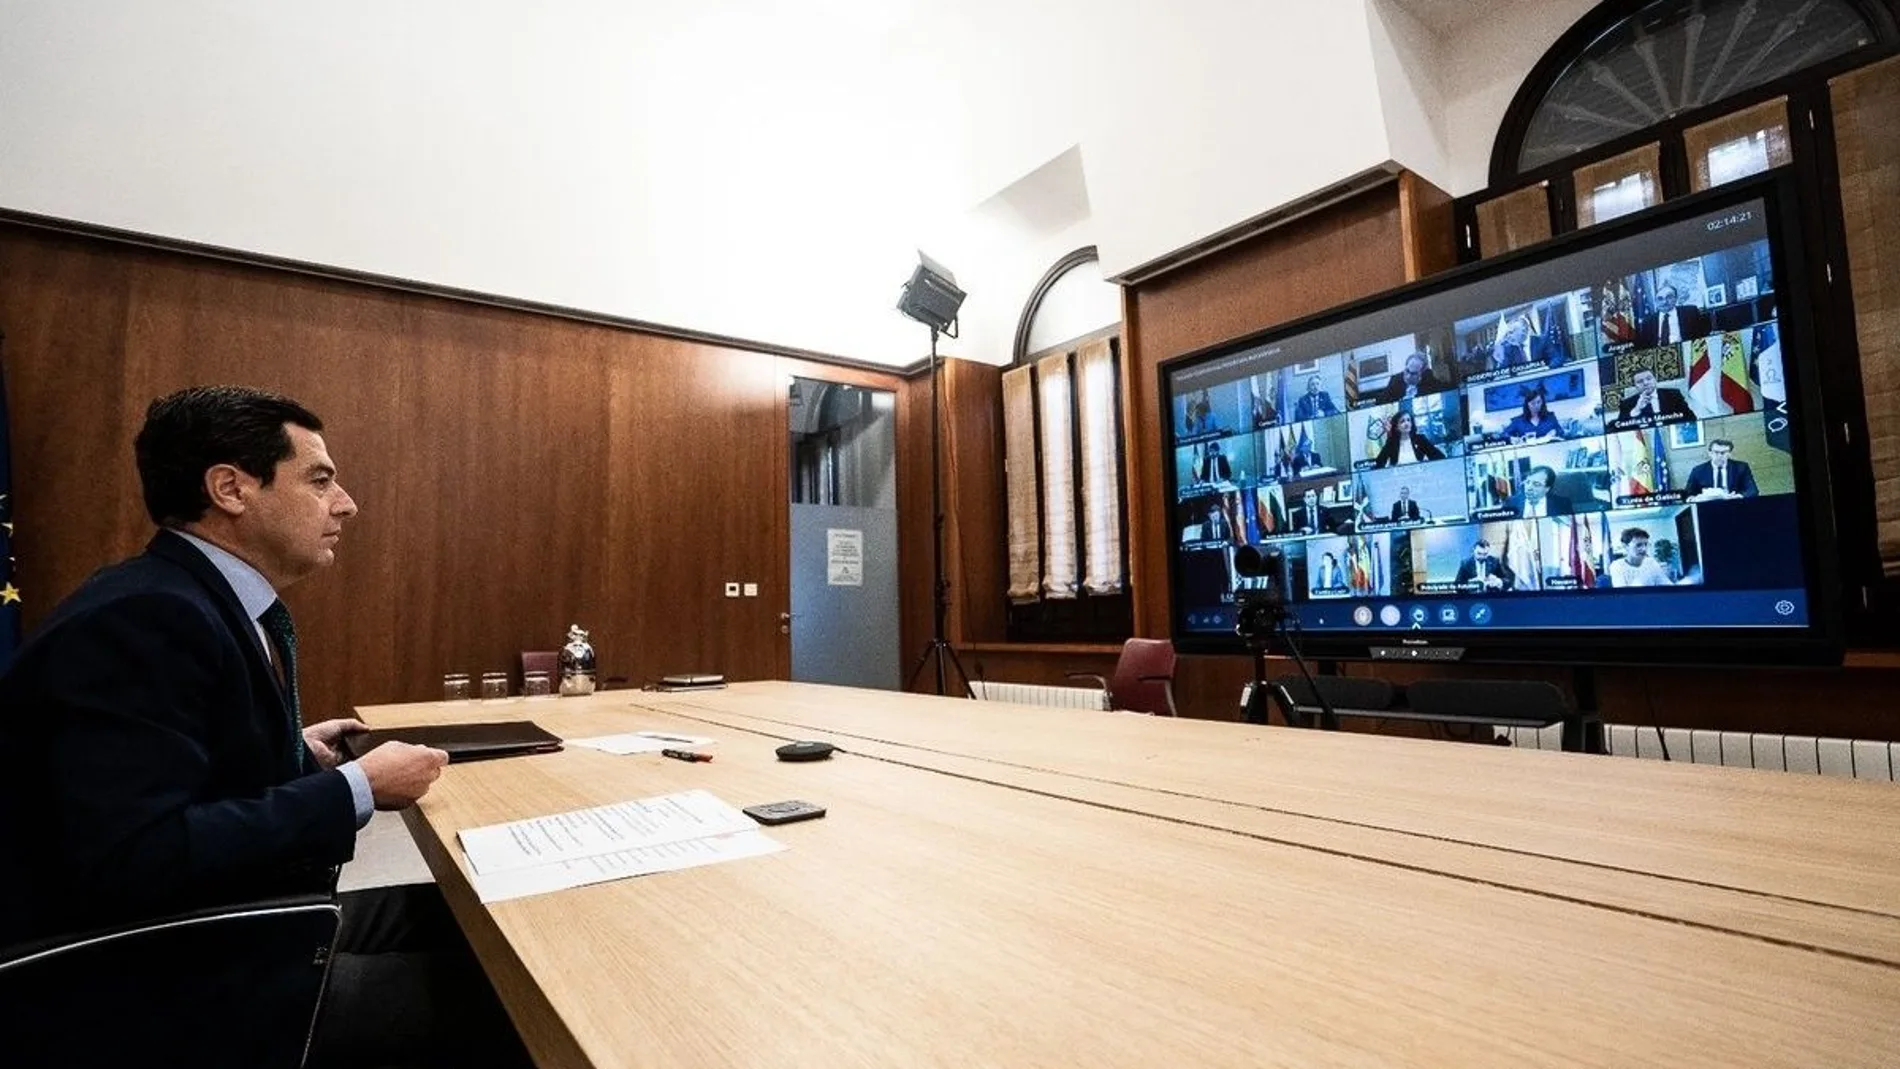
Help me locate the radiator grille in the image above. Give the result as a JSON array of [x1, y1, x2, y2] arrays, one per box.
[[1499, 724, 1900, 782], [968, 681, 1112, 711]]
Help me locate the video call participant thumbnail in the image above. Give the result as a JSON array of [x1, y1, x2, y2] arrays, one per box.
[[1610, 366, 1694, 429], [1292, 373, 1342, 420], [1507, 465, 1572, 518], [1455, 538, 1516, 592], [1608, 527, 1671, 587], [1372, 351, 1450, 405], [1637, 282, 1711, 349], [1682, 438, 1758, 500]]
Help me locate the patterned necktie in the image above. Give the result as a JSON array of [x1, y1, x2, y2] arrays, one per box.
[[260, 600, 304, 769]]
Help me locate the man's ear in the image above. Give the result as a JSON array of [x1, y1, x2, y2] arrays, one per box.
[[203, 464, 250, 517]]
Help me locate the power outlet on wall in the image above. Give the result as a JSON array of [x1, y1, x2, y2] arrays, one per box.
[[743, 583, 759, 597]]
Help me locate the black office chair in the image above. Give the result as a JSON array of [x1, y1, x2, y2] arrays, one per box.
[[0, 893, 342, 1069], [1269, 674, 1398, 728]]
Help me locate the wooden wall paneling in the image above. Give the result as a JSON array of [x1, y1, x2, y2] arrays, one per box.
[[0, 233, 142, 605], [897, 371, 936, 691], [1398, 171, 1460, 282], [943, 359, 1005, 646], [605, 336, 787, 686], [0, 223, 875, 722]]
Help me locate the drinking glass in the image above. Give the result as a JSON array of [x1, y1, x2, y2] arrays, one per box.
[[522, 671, 552, 699], [480, 671, 509, 701], [442, 673, 472, 702]]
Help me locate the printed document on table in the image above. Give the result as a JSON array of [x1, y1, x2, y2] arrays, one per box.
[[469, 830, 786, 903], [568, 731, 716, 755], [458, 789, 758, 875]]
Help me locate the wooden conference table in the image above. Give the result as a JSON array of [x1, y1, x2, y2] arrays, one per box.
[[357, 681, 1900, 1068]]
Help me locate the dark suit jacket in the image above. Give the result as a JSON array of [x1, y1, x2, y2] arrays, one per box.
[[0, 531, 355, 949], [1506, 491, 1574, 517], [1454, 556, 1516, 590], [1293, 393, 1338, 420], [1639, 305, 1711, 347], [1616, 387, 1693, 423], [1198, 454, 1233, 483], [1684, 460, 1758, 498], [1389, 500, 1422, 522], [1375, 372, 1445, 404]]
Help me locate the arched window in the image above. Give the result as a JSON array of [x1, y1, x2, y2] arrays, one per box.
[[999, 248, 1132, 640], [1506, 0, 1886, 177], [1467, 0, 1898, 260]]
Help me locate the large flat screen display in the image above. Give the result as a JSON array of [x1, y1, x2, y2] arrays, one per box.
[[1161, 177, 1839, 665]]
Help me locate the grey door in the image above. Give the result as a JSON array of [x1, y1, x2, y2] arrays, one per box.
[[788, 378, 899, 689]]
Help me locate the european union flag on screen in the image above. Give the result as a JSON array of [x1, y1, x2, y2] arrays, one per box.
[[0, 353, 19, 673]]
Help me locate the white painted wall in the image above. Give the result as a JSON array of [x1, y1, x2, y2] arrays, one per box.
[[1433, 0, 1601, 195], [0, 0, 1594, 366], [1367, 0, 1452, 194], [1081, 1, 1397, 279]]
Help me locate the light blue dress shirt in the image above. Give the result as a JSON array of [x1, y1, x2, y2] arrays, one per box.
[[171, 530, 374, 828]]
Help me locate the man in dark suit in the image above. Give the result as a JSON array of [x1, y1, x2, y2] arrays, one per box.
[[1637, 284, 1711, 347], [1614, 368, 1694, 426], [1388, 485, 1423, 523], [1374, 352, 1446, 404], [1295, 488, 1330, 535], [1293, 375, 1340, 420], [1683, 438, 1759, 499], [1197, 441, 1233, 483], [1505, 466, 1574, 518], [1454, 539, 1516, 591], [0, 387, 523, 1068]]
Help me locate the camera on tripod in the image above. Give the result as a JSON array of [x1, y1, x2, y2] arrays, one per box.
[[1232, 546, 1292, 642]]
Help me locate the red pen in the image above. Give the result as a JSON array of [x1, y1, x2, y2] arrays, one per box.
[[662, 749, 713, 763]]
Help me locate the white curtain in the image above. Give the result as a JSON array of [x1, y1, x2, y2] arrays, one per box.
[[1075, 338, 1125, 594], [1036, 352, 1078, 599], [1002, 365, 1041, 602]]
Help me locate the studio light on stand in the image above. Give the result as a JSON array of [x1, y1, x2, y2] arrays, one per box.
[[1233, 546, 1338, 729], [897, 251, 975, 698]]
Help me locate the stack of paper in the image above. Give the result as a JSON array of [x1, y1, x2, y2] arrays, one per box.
[[567, 730, 717, 755], [457, 789, 783, 902]]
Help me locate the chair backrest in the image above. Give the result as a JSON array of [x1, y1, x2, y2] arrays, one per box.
[[521, 650, 558, 682], [1109, 638, 1178, 716], [0, 894, 341, 1068], [1404, 679, 1571, 723]]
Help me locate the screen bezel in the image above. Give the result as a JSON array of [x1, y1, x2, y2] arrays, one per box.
[[1157, 173, 1842, 666]]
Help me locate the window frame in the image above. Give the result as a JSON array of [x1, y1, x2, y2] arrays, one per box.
[[1003, 247, 1134, 642]]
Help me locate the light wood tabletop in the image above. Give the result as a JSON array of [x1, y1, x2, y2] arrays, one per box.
[[359, 684, 1900, 1068], [633, 682, 1900, 914]]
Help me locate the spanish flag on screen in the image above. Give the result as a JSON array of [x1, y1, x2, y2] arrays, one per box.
[[0, 350, 20, 673]]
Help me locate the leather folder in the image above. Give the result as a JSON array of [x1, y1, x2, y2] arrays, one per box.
[[343, 721, 563, 763]]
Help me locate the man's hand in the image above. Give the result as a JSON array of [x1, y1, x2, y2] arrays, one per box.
[[355, 741, 451, 810], [302, 718, 368, 770]]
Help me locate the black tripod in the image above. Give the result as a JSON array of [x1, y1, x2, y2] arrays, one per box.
[[905, 324, 974, 698], [1239, 612, 1339, 729]]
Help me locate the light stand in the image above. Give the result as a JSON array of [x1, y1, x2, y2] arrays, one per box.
[[897, 253, 973, 698]]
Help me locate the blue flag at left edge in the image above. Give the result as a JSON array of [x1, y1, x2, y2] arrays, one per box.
[[0, 349, 20, 673]]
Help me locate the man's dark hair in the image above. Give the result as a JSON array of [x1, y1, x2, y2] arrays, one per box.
[[1621, 527, 1650, 545], [1709, 438, 1735, 451], [135, 386, 324, 526], [1474, 538, 1491, 549], [1528, 465, 1557, 487]]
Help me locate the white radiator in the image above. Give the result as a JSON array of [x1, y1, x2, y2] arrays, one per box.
[[968, 680, 1112, 711], [1500, 724, 1900, 783]]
